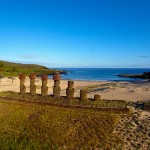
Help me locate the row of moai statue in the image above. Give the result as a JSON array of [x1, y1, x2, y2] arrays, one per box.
[[19, 72, 101, 101]]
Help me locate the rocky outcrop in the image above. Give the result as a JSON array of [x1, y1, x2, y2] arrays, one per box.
[[58, 70, 68, 74], [118, 72, 150, 80], [36, 70, 68, 77]]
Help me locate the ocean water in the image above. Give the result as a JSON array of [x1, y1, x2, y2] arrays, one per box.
[[49, 68, 150, 81]]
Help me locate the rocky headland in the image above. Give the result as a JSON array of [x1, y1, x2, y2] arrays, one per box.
[[118, 72, 150, 80]]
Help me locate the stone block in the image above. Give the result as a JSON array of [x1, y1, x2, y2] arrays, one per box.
[[30, 79, 36, 95], [66, 81, 74, 99], [41, 80, 48, 96], [53, 86, 61, 97], [53, 80, 61, 97], [94, 94, 101, 101], [20, 79, 26, 94], [80, 89, 87, 101]]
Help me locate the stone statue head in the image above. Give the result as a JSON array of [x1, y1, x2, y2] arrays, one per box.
[[68, 81, 74, 88]]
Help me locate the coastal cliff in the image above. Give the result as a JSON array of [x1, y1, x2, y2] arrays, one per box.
[[0, 60, 67, 77]]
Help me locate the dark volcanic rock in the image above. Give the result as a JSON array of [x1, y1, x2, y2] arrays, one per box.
[[50, 70, 68, 75], [58, 70, 68, 74], [118, 74, 144, 78], [118, 72, 150, 80], [143, 100, 150, 111]]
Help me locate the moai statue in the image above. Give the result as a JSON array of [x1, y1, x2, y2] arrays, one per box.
[[80, 89, 87, 101], [53, 72, 61, 98], [19, 73, 26, 94], [66, 81, 75, 99], [41, 74, 48, 96], [94, 94, 101, 101], [29, 73, 36, 95]]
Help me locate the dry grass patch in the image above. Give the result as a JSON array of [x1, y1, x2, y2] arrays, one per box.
[[0, 100, 123, 149]]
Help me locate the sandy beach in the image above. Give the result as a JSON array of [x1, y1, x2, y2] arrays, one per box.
[[1, 77, 150, 102]]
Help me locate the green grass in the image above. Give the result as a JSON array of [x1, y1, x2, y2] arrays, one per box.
[[0, 60, 59, 77], [0, 100, 123, 149]]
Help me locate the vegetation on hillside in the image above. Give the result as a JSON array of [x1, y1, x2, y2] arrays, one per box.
[[0, 60, 61, 77], [0, 100, 123, 149]]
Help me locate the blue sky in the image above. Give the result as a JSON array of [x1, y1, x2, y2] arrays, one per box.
[[0, 0, 150, 68]]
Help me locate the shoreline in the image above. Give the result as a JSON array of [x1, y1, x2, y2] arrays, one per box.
[[48, 75, 149, 82]]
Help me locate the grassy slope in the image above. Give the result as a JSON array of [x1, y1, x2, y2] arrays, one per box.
[[0, 100, 123, 149], [0, 60, 58, 77]]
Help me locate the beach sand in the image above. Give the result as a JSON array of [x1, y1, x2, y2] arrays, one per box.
[[0, 77, 150, 149], [1, 77, 150, 102]]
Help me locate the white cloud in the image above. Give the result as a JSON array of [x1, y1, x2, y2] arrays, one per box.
[[20, 54, 37, 59], [139, 56, 149, 58]]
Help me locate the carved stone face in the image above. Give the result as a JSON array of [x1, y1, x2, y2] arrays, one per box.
[[20, 79, 25, 84], [68, 81, 74, 88], [30, 79, 35, 84], [54, 80, 60, 86], [42, 80, 47, 86]]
